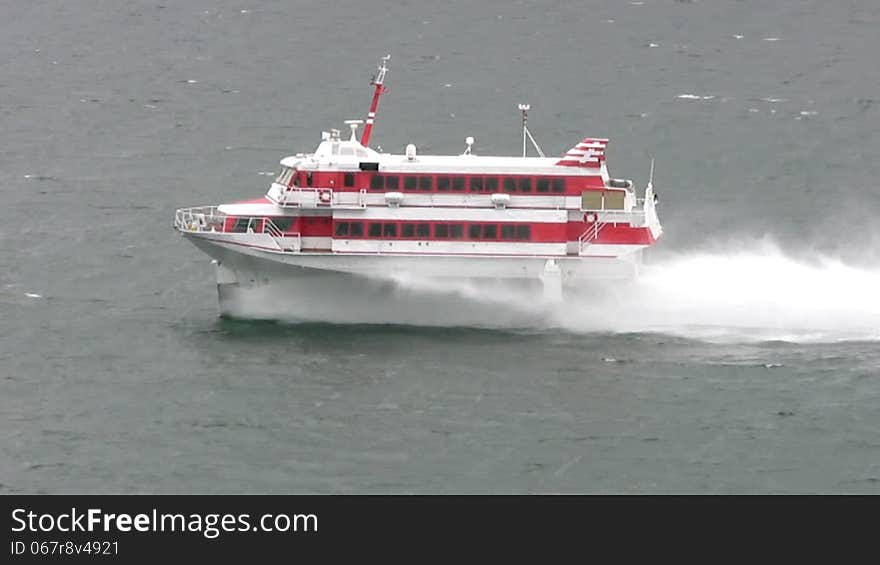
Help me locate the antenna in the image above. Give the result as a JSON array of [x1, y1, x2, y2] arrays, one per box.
[[518, 103, 545, 158], [645, 158, 657, 207], [372, 54, 391, 86]]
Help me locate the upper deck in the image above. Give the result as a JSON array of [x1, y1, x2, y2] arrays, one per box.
[[281, 135, 611, 177]]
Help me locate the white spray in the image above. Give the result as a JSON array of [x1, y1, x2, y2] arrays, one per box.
[[387, 239, 880, 343]]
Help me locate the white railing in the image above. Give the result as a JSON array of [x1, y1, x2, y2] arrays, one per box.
[[578, 221, 606, 253], [276, 188, 367, 209], [174, 206, 224, 232], [174, 207, 301, 253], [263, 218, 301, 252]]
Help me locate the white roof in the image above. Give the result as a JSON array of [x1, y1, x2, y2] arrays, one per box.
[[279, 138, 607, 176]]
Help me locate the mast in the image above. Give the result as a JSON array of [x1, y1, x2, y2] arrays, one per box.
[[518, 103, 546, 158], [519, 104, 529, 157], [360, 55, 390, 148]]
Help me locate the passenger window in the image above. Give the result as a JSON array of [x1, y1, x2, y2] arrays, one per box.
[[383, 223, 398, 237], [518, 177, 532, 192], [385, 176, 399, 190], [417, 223, 431, 237], [404, 176, 417, 190], [344, 173, 355, 187], [418, 177, 432, 191], [402, 223, 415, 237], [515, 224, 531, 240], [501, 224, 516, 240], [504, 177, 516, 193], [435, 224, 449, 238], [335, 222, 350, 236], [274, 218, 294, 232], [368, 223, 382, 237], [370, 175, 384, 190], [306, 172, 313, 187], [552, 178, 566, 193], [483, 224, 497, 239], [469, 224, 482, 239], [232, 218, 249, 233], [469, 177, 483, 192], [437, 177, 450, 191], [450, 224, 464, 239], [452, 177, 466, 191], [537, 178, 550, 193], [351, 222, 364, 237], [485, 177, 499, 192]]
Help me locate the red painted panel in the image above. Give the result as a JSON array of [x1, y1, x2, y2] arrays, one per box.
[[233, 197, 272, 205], [299, 215, 333, 237], [567, 221, 655, 245], [594, 225, 655, 245]]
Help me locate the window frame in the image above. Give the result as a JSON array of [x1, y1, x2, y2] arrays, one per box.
[[552, 178, 566, 193], [536, 178, 550, 193]]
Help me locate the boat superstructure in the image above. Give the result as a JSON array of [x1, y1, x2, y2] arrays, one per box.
[[174, 56, 662, 321]]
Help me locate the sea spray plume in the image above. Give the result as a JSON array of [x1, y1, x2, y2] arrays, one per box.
[[551, 238, 880, 343], [217, 239, 880, 343]]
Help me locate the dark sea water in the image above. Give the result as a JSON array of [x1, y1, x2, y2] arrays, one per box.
[[2, 0, 879, 493]]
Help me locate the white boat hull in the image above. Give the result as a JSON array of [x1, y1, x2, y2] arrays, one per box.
[[186, 234, 643, 325]]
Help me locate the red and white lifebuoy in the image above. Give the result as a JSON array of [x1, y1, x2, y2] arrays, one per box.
[[584, 213, 597, 223], [318, 189, 332, 204]]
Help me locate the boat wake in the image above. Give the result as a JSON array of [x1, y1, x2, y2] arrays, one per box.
[[386, 240, 880, 343], [554, 241, 880, 343], [223, 240, 880, 344]]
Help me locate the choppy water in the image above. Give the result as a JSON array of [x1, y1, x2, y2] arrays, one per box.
[[2, 0, 879, 493]]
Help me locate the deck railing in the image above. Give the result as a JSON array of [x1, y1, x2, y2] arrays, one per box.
[[174, 207, 301, 253], [174, 206, 224, 232]]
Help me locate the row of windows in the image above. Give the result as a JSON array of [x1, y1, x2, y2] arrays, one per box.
[[368, 174, 566, 194], [227, 217, 296, 233], [334, 221, 533, 241]]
